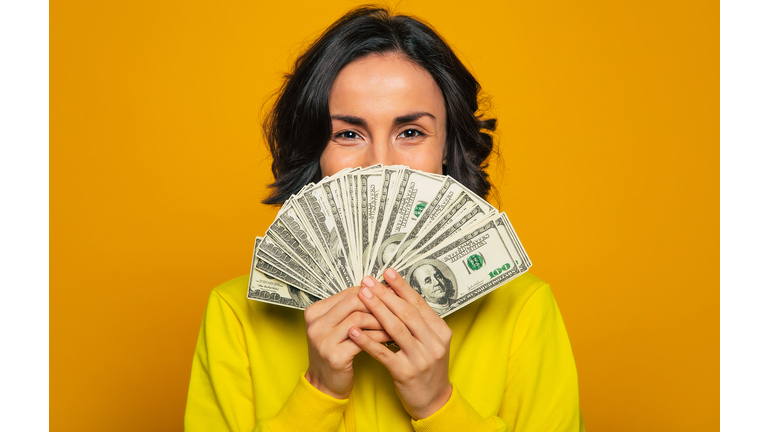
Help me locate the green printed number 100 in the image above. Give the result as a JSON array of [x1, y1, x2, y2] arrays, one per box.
[[489, 263, 511, 279]]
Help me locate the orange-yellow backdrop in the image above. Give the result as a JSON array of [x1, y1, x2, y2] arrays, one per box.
[[51, 0, 718, 430]]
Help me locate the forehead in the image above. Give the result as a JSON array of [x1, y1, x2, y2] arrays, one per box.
[[329, 53, 445, 118], [414, 265, 437, 278]]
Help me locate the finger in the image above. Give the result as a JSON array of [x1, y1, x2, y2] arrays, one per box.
[[359, 277, 418, 351], [335, 338, 363, 359], [305, 287, 363, 318], [363, 275, 434, 343], [384, 268, 444, 327], [309, 287, 373, 329], [349, 326, 399, 368], [328, 310, 386, 344], [363, 330, 394, 343]]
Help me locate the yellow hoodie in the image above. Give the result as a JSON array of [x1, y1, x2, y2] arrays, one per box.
[[184, 272, 585, 431]]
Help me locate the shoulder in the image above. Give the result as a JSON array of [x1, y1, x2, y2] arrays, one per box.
[[210, 274, 250, 309], [445, 272, 553, 333], [207, 274, 268, 320], [475, 272, 552, 317], [492, 271, 551, 303], [206, 274, 305, 328]]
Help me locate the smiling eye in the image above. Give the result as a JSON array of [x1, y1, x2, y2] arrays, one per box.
[[335, 130, 362, 140], [398, 129, 423, 139]]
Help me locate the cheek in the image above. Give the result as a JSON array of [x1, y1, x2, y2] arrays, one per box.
[[395, 145, 445, 174], [320, 146, 359, 177]]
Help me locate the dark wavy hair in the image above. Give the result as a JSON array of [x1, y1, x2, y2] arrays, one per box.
[[262, 6, 497, 205]]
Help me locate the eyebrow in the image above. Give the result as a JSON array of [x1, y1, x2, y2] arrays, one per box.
[[393, 112, 435, 126], [330, 112, 436, 128]]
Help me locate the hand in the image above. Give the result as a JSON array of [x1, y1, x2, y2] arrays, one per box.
[[349, 269, 453, 420], [304, 287, 391, 399]]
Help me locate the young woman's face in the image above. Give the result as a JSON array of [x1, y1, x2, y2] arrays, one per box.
[[320, 53, 447, 177]]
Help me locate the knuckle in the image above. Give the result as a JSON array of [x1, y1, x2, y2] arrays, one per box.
[[318, 346, 332, 362], [416, 356, 431, 372], [374, 348, 389, 362], [306, 322, 322, 341], [328, 356, 344, 371], [390, 323, 409, 338], [414, 296, 430, 311], [431, 344, 447, 360], [344, 292, 359, 307], [400, 368, 416, 381], [365, 299, 380, 313], [400, 304, 418, 321], [304, 305, 316, 322]]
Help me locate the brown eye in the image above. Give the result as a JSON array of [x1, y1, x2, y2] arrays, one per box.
[[398, 129, 423, 139], [335, 131, 361, 140]]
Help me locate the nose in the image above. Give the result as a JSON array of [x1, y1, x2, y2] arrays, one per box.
[[366, 139, 395, 167]]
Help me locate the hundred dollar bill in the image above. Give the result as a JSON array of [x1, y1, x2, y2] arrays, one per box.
[[342, 174, 359, 276], [265, 219, 339, 295], [250, 166, 533, 316], [397, 213, 530, 317], [248, 237, 320, 309], [256, 234, 327, 298], [368, 168, 445, 278], [294, 190, 355, 289], [387, 198, 492, 274], [366, 166, 404, 275], [323, 177, 357, 280], [387, 177, 497, 270], [273, 204, 344, 293], [288, 196, 350, 291], [497, 214, 532, 269], [358, 165, 382, 272]]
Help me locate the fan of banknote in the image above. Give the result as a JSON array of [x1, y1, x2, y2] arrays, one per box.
[[247, 164, 532, 318]]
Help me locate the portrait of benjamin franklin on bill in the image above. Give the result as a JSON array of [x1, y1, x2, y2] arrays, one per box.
[[377, 233, 407, 269], [406, 259, 458, 315]]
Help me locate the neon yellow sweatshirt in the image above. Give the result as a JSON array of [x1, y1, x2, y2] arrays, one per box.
[[184, 272, 585, 431]]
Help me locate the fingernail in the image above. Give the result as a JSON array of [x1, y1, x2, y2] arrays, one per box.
[[385, 268, 398, 279], [350, 328, 360, 338], [361, 287, 373, 298], [362, 276, 375, 288]]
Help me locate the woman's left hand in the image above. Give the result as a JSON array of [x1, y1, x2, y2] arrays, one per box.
[[348, 268, 453, 420]]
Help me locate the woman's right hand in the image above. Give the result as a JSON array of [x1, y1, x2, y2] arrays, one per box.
[[304, 286, 391, 399]]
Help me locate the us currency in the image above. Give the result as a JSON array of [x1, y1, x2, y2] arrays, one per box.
[[397, 213, 530, 318], [389, 176, 498, 269], [343, 174, 359, 276], [324, 177, 357, 280], [368, 168, 445, 278], [366, 166, 404, 275], [289, 195, 350, 290], [248, 237, 320, 309], [498, 215, 532, 270], [358, 165, 382, 272], [265, 219, 340, 295], [387, 181, 499, 272], [294, 188, 356, 289], [383, 190, 475, 272], [382, 177, 464, 268], [274, 204, 345, 293], [250, 166, 533, 317], [386, 196, 492, 274], [256, 234, 328, 298]]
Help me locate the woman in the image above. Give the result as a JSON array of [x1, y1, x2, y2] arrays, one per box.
[[185, 7, 585, 431]]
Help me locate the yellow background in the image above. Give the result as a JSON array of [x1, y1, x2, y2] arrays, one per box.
[[51, 0, 718, 430]]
